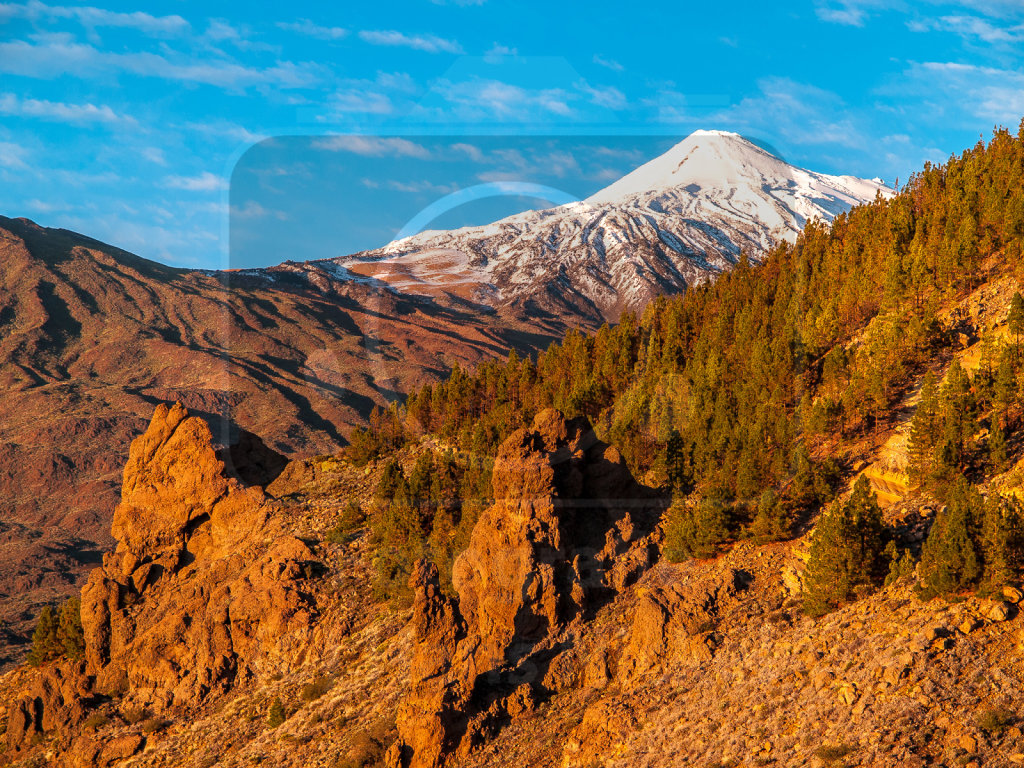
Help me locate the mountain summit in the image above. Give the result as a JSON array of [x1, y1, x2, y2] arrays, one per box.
[[325, 130, 891, 326]]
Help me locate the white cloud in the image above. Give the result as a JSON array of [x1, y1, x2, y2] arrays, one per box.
[[230, 201, 288, 220], [165, 171, 228, 192], [577, 82, 627, 110], [814, 0, 900, 25], [277, 19, 347, 40], [361, 178, 458, 195], [0, 141, 28, 169], [141, 147, 166, 165], [0, 92, 133, 124], [311, 136, 431, 158], [0, 1, 189, 35], [592, 54, 623, 72], [358, 30, 463, 54], [432, 79, 573, 119], [911, 61, 1024, 125], [908, 14, 1024, 44], [327, 90, 393, 114], [451, 142, 484, 162], [185, 120, 265, 145], [484, 44, 517, 63], [0, 38, 322, 89]]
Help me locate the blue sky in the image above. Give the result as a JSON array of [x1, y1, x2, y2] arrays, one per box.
[[1, 0, 1023, 269]]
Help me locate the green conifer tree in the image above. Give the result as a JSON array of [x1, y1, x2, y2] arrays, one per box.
[[27, 605, 60, 667], [1009, 291, 1024, 360], [58, 597, 84, 661], [979, 494, 1024, 593], [919, 479, 983, 598], [908, 372, 942, 483], [802, 475, 887, 616], [663, 496, 731, 561]]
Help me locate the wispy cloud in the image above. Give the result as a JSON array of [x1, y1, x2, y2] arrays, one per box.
[[814, 0, 898, 26], [0, 38, 323, 89], [0, 92, 133, 124], [577, 82, 627, 110], [432, 78, 573, 119], [592, 54, 623, 72], [312, 136, 431, 158], [277, 19, 348, 40], [705, 77, 867, 151], [165, 171, 228, 192], [908, 14, 1024, 44], [185, 120, 265, 145], [0, 1, 189, 35], [359, 29, 463, 54], [909, 61, 1024, 125], [0, 141, 29, 169]]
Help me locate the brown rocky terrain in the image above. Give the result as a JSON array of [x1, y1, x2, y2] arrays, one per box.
[[2, 403, 1023, 768], [0, 216, 563, 662]]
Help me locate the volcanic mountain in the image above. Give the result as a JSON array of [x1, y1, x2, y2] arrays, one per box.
[[322, 130, 890, 325]]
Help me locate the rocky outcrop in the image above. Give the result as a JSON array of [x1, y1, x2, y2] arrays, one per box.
[[390, 409, 661, 768], [3, 402, 324, 763], [80, 402, 319, 709]]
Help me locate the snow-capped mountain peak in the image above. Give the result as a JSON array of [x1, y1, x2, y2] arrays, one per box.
[[319, 130, 892, 328]]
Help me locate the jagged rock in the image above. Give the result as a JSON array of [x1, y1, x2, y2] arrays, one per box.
[[5, 661, 93, 755], [391, 409, 660, 768], [78, 403, 318, 709]]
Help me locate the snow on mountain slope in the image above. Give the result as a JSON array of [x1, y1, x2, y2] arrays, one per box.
[[325, 131, 891, 326]]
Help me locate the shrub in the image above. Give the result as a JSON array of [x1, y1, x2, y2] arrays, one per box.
[[976, 705, 1014, 734], [83, 713, 110, 730], [300, 675, 334, 703], [326, 500, 364, 545], [267, 698, 286, 728], [813, 743, 855, 764]]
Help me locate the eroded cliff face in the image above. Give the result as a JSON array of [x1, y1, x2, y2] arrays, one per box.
[[388, 409, 663, 768]]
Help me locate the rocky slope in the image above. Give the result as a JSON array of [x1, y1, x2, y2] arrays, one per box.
[[2, 404, 1023, 768], [0, 216, 559, 663], [325, 131, 890, 325]]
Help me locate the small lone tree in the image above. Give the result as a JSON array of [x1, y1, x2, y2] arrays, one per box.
[[803, 475, 887, 616]]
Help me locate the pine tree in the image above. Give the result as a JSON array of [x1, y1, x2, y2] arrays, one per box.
[[1009, 291, 1024, 360], [749, 488, 791, 543], [979, 494, 1024, 593], [918, 479, 983, 598], [27, 605, 60, 667], [908, 372, 942, 483], [58, 597, 84, 661], [989, 419, 1009, 472], [663, 497, 731, 561], [802, 475, 887, 616]]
